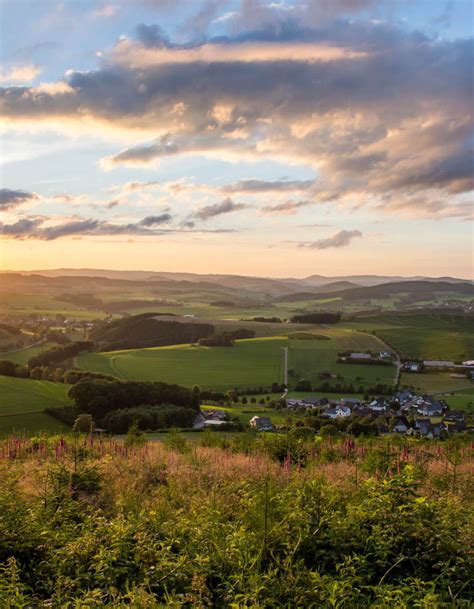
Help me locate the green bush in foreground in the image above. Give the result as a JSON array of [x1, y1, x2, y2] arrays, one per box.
[[0, 436, 472, 607]]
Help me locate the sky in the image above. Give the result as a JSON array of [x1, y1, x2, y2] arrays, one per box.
[[0, 0, 473, 278]]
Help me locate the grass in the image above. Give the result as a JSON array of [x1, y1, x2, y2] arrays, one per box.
[[0, 341, 57, 365], [346, 314, 474, 361], [400, 371, 473, 394], [76, 331, 396, 390], [0, 376, 72, 436], [0, 375, 72, 415], [0, 411, 69, 437]]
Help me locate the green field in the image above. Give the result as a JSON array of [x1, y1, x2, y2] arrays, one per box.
[[400, 371, 472, 394], [0, 376, 72, 436], [0, 341, 58, 365], [76, 331, 395, 390], [0, 412, 69, 436], [0, 376, 72, 415], [347, 314, 474, 361], [443, 388, 474, 413]]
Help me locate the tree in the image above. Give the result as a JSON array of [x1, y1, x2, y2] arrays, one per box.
[[73, 414, 94, 433]]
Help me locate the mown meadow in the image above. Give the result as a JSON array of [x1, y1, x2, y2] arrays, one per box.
[[75, 331, 396, 391], [0, 432, 472, 607]]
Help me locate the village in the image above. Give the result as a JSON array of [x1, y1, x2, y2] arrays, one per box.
[[194, 386, 470, 439]]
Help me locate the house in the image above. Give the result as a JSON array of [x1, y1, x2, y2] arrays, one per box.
[[249, 416, 274, 431], [423, 360, 454, 368], [392, 416, 410, 434], [193, 413, 207, 429], [417, 400, 444, 416], [415, 419, 446, 439], [341, 397, 362, 407], [323, 405, 351, 419], [404, 361, 421, 373], [392, 389, 413, 405], [349, 352, 372, 360], [369, 397, 389, 412], [444, 410, 465, 422], [203, 419, 229, 428]]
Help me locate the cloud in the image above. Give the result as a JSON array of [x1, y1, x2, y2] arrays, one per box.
[[0, 188, 39, 210], [92, 4, 118, 18], [194, 197, 247, 220], [299, 229, 362, 249], [259, 199, 311, 215], [139, 213, 172, 226], [225, 178, 314, 193], [0, 18, 472, 221], [0, 215, 235, 240], [0, 64, 41, 83]]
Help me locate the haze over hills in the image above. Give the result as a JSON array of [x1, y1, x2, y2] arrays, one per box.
[[3, 268, 472, 289]]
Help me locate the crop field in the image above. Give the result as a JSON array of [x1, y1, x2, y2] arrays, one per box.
[[76, 330, 395, 390], [347, 314, 474, 361], [0, 376, 72, 415]]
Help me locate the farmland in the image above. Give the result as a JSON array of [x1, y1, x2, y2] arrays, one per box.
[[76, 330, 396, 390], [0, 376, 72, 436], [347, 314, 474, 361], [0, 341, 57, 365]]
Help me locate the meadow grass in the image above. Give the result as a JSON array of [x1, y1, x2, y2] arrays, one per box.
[[0, 376, 72, 415], [346, 314, 474, 361], [76, 331, 396, 390], [0, 341, 57, 365]]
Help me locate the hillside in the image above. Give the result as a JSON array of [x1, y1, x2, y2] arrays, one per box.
[[89, 313, 214, 350], [276, 280, 474, 303]]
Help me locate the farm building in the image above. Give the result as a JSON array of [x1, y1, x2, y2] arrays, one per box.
[[423, 360, 454, 368], [349, 353, 371, 360], [249, 416, 274, 431]]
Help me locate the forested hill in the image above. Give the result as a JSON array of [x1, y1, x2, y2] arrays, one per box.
[[89, 313, 214, 351]]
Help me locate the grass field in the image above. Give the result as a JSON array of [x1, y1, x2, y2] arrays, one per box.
[[347, 314, 474, 361], [443, 388, 474, 413], [0, 376, 72, 415], [76, 330, 396, 390], [0, 412, 69, 437], [0, 376, 72, 436], [0, 341, 58, 365], [400, 371, 473, 394]]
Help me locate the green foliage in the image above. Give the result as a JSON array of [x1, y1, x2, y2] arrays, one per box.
[[0, 437, 472, 606]]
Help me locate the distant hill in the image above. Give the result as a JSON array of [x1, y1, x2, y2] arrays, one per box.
[[276, 280, 474, 303]]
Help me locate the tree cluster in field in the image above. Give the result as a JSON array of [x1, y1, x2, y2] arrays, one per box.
[[89, 313, 214, 350], [68, 379, 200, 420], [250, 316, 283, 323], [102, 404, 198, 433], [290, 312, 342, 324], [197, 328, 255, 347], [0, 358, 113, 384], [28, 341, 94, 368]]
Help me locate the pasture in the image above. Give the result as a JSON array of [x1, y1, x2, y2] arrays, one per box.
[[76, 330, 396, 390], [0, 376, 72, 436], [347, 314, 474, 361], [0, 341, 57, 365]]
